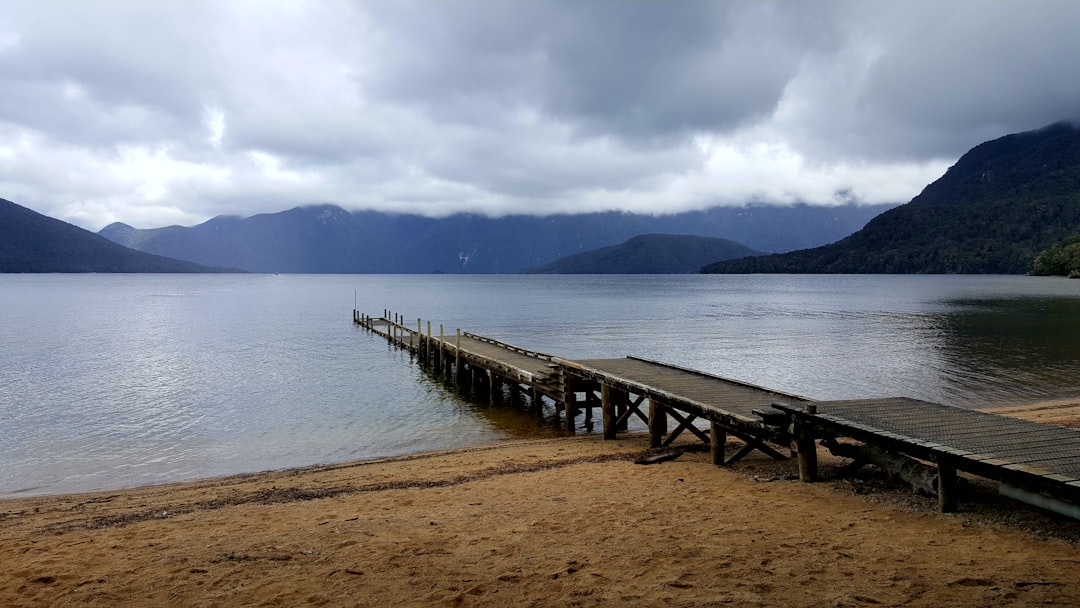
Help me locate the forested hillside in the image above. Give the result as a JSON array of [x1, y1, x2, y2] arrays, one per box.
[[702, 122, 1080, 274]]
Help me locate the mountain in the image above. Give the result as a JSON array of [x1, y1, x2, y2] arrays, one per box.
[[524, 234, 761, 273], [0, 198, 237, 273], [702, 121, 1080, 274], [100, 203, 893, 274]]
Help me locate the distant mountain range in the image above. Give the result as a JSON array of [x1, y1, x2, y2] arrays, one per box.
[[0, 198, 236, 273], [99, 203, 892, 274], [703, 121, 1080, 274], [525, 234, 760, 274], [12, 121, 1079, 276]]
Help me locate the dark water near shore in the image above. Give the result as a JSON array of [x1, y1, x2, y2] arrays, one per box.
[[2, 274, 1079, 497]]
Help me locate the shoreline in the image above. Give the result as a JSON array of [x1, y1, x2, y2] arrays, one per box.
[[3, 403, 1080, 606], [6, 400, 1079, 503]]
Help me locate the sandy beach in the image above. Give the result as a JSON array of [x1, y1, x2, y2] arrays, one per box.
[[3, 403, 1080, 607]]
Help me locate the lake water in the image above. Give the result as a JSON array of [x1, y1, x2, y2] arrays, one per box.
[[2, 273, 1080, 497]]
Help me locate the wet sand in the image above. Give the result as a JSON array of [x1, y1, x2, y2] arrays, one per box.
[[2, 403, 1080, 607]]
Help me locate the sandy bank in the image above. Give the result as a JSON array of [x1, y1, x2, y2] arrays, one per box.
[[3, 405, 1080, 607]]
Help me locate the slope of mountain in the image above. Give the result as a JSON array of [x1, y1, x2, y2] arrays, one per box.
[[100, 203, 894, 274], [702, 121, 1080, 274], [0, 198, 236, 273], [523, 234, 761, 274], [1031, 235, 1080, 277]]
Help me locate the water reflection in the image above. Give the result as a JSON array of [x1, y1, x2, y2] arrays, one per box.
[[932, 297, 1080, 407], [411, 361, 579, 437]]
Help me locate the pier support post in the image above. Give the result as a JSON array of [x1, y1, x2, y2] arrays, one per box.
[[471, 366, 483, 397], [601, 384, 627, 440], [437, 325, 445, 373], [710, 422, 727, 466], [561, 372, 577, 433], [796, 404, 819, 482], [648, 398, 668, 449], [489, 371, 503, 404], [937, 458, 958, 513]]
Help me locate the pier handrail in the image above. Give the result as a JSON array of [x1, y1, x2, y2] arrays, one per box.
[[462, 332, 557, 362]]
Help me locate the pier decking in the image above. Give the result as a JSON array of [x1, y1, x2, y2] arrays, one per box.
[[354, 310, 1080, 518], [564, 357, 809, 464], [774, 398, 1080, 512], [358, 313, 563, 401]]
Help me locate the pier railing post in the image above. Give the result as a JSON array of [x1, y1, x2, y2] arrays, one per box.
[[455, 329, 462, 382], [437, 325, 444, 372]]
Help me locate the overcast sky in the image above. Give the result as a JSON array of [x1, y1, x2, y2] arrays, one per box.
[[2, 1, 1078, 231]]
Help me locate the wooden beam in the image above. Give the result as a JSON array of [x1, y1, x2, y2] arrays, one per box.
[[938, 457, 958, 513], [649, 398, 668, 449], [561, 371, 577, 433], [601, 384, 627, 440], [662, 409, 710, 446], [614, 394, 649, 429], [796, 406, 819, 482]]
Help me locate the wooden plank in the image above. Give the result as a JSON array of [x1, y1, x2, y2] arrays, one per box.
[[710, 422, 726, 467], [1042, 473, 1080, 483], [998, 453, 1080, 470]]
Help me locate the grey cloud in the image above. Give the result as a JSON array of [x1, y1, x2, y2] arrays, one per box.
[[366, 2, 841, 144], [0, 0, 1076, 230], [0, 2, 214, 146], [855, 1, 1080, 158]]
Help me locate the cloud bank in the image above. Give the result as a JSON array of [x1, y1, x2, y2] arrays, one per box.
[[0, 1, 1077, 230]]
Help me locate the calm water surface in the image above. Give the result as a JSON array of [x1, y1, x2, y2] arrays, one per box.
[[2, 274, 1079, 497]]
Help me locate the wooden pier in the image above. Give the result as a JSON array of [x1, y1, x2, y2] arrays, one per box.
[[774, 398, 1080, 513], [356, 311, 564, 405], [354, 309, 1080, 518]]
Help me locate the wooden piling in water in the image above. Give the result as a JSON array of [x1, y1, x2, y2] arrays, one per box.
[[489, 370, 501, 404], [436, 325, 444, 372], [561, 372, 577, 433]]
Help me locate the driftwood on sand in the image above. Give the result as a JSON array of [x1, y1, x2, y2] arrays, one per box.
[[821, 437, 939, 496]]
